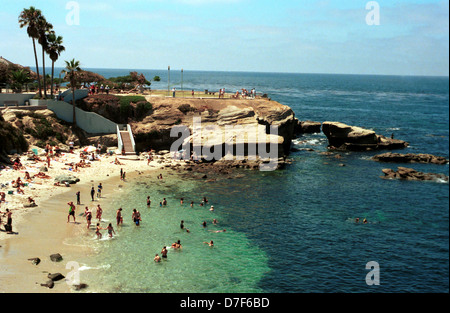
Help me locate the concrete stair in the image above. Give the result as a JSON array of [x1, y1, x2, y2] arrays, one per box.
[[120, 130, 136, 155]]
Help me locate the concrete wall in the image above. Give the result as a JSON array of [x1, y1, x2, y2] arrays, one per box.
[[46, 100, 117, 134], [59, 89, 89, 103], [0, 93, 35, 106]]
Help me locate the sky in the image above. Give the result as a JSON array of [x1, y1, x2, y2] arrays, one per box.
[[0, 0, 448, 76]]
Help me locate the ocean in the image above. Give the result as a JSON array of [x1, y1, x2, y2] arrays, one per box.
[[62, 69, 449, 293]]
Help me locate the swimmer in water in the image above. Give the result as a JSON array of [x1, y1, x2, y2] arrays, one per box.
[[154, 254, 161, 262], [95, 223, 104, 239], [209, 229, 226, 233], [203, 240, 214, 247], [355, 218, 360, 223], [106, 223, 116, 238], [161, 246, 168, 258], [147, 196, 151, 207], [210, 205, 214, 211], [132, 209, 141, 226], [116, 208, 123, 226], [180, 220, 184, 230], [172, 240, 182, 249], [363, 218, 368, 224]]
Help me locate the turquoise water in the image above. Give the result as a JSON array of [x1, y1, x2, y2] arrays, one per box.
[[65, 71, 448, 293], [72, 171, 270, 293]]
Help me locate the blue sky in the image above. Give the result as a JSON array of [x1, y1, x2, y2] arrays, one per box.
[[1, 0, 448, 76]]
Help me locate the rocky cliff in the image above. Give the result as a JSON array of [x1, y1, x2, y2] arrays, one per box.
[[132, 97, 298, 162]]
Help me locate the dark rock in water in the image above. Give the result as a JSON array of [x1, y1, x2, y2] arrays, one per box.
[[48, 273, 65, 281], [28, 257, 41, 265], [50, 253, 63, 262], [41, 280, 54, 289], [322, 122, 408, 151], [381, 167, 449, 182], [373, 152, 449, 165]]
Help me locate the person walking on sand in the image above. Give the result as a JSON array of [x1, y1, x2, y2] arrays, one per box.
[[3, 209, 13, 233], [106, 223, 116, 238], [67, 201, 76, 223], [90, 186, 95, 201]]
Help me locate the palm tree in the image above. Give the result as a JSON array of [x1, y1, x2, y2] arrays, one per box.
[[62, 59, 81, 126], [9, 69, 31, 93], [18, 6, 43, 98], [47, 34, 65, 98], [37, 16, 54, 99]]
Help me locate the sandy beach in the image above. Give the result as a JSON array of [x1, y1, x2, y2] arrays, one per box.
[[0, 147, 177, 292]]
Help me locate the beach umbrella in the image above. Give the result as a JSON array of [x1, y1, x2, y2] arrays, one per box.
[[83, 146, 96, 153]]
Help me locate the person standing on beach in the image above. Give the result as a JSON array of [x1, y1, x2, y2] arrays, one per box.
[[67, 202, 76, 223], [97, 183, 103, 199], [90, 186, 95, 201], [76, 191, 81, 205]]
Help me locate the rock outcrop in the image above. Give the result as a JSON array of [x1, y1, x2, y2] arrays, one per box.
[[294, 120, 321, 135], [373, 152, 448, 165], [322, 121, 409, 151], [132, 97, 298, 166], [381, 167, 449, 182]]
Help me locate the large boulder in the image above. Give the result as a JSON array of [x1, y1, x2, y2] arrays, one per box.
[[54, 175, 80, 185], [322, 121, 408, 151]]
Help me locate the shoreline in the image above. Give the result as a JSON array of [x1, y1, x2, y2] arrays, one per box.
[[0, 149, 174, 292]]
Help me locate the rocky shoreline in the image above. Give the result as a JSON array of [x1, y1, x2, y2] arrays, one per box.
[[372, 152, 449, 165]]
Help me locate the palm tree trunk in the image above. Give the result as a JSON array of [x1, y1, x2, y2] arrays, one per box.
[[51, 61, 55, 98], [32, 38, 42, 98], [42, 46, 47, 99]]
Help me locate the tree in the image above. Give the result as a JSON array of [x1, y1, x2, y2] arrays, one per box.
[[62, 59, 81, 126], [18, 6, 43, 98], [47, 33, 65, 98], [9, 69, 31, 93], [37, 16, 54, 99]]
